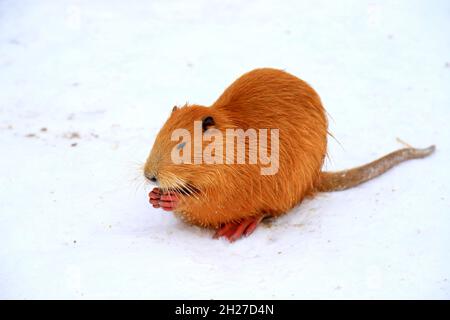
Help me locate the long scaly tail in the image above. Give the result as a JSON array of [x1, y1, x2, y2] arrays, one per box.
[[317, 145, 436, 192]]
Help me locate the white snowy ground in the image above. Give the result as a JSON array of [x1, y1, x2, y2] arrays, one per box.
[[0, 0, 449, 300]]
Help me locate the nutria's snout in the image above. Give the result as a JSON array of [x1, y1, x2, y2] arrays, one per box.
[[144, 151, 160, 184], [144, 171, 158, 184], [144, 155, 201, 196]]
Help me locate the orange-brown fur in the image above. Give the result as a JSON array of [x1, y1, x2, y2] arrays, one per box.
[[145, 68, 327, 228], [144, 68, 435, 228]]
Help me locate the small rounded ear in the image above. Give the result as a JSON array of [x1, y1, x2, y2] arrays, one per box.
[[172, 105, 178, 113], [202, 116, 215, 131]]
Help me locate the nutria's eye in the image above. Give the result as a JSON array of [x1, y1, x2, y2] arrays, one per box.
[[202, 116, 215, 131]]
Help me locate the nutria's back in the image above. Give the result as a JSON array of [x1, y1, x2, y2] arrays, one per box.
[[210, 68, 328, 216]]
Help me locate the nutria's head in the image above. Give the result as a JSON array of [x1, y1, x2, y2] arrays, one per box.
[[144, 104, 232, 197]]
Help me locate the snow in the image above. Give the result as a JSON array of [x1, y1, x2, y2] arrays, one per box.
[[1, 0, 449, 299]]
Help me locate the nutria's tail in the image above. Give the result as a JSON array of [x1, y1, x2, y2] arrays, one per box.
[[317, 145, 436, 192]]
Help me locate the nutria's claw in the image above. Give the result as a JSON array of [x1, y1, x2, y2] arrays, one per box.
[[214, 216, 263, 242]]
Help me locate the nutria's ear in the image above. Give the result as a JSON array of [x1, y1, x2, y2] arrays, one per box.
[[172, 105, 178, 113], [202, 116, 215, 131]]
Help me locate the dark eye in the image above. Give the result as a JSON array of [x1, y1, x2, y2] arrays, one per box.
[[202, 116, 215, 131]]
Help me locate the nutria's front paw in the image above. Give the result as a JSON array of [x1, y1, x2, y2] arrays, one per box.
[[159, 191, 179, 211], [148, 188, 179, 211], [149, 187, 161, 208]]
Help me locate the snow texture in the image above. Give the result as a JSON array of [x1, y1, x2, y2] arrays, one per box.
[[0, 0, 449, 299]]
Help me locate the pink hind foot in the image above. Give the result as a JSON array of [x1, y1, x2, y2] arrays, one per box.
[[214, 216, 264, 242], [149, 188, 179, 211]]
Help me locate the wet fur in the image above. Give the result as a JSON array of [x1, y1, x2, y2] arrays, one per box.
[[145, 68, 327, 227], [145, 68, 435, 228]]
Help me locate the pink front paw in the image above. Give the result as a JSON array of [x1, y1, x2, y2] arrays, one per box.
[[149, 187, 161, 208], [148, 188, 179, 211]]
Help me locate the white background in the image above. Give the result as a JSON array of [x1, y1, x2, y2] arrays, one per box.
[[0, 0, 449, 299]]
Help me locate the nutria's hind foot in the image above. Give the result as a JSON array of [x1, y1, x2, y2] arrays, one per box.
[[214, 216, 264, 242], [149, 188, 179, 211]]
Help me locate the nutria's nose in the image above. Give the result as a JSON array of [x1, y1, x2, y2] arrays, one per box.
[[145, 173, 158, 183]]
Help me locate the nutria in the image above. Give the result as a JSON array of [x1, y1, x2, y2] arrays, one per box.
[[144, 68, 435, 242]]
